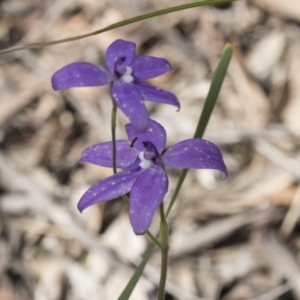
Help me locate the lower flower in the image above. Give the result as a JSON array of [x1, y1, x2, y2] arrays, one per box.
[[78, 120, 227, 235]]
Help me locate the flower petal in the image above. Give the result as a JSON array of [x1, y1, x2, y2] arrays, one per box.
[[51, 62, 111, 90], [129, 165, 168, 235], [80, 140, 139, 168], [112, 81, 149, 132], [131, 56, 172, 80], [106, 39, 136, 74], [135, 82, 180, 110], [125, 119, 166, 153], [78, 170, 141, 212], [162, 139, 228, 180]]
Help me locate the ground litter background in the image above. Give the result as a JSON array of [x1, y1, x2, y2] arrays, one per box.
[[1, 0, 300, 299]]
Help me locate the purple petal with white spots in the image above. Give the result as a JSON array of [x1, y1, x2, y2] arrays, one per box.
[[125, 119, 166, 153], [80, 140, 139, 168], [51, 62, 111, 90], [112, 81, 149, 132], [132, 56, 172, 80], [162, 139, 228, 180], [105, 39, 136, 74], [129, 165, 168, 235], [78, 170, 141, 212], [135, 82, 180, 110]]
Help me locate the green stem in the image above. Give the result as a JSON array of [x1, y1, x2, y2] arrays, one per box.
[[146, 230, 162, 249], [157, 202, 169, 300], [110, 98, 161, 247], [111, 101, 117, 174]]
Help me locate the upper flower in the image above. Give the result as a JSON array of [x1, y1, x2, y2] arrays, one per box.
[[78, 120, 227, 235], [51, 39, 180, 132]]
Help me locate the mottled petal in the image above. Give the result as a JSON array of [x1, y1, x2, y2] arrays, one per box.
[[125, 119, 166, 153], [129, 165, 168, 235], [51, 62, 111, 90], [78, 170, 141, 212], [132, 56, 172, 80], [80, 140, 139, 168], [162, 139, 228, 180], [106, 39, 136, 74], [112, 81, 149, 132], [135, 82, 180, 110]]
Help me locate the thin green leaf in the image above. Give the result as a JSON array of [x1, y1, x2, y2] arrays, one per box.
[[166, 43, 234, 216], [118, 43, 234, 299], [193, 43, 234, 138], [0, 0, 236, 55], [117, 243, 155, 300]]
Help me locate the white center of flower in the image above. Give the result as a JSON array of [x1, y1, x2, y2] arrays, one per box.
[[139, 151, 154, 170], [121, 66, 134, 83]]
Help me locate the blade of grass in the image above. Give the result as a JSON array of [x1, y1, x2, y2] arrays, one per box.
[[0, 0, 236, 55], [166, 43, 234, 216], [118, 43, 234, 300], [193, 44, 234, 138], [117, 243, 155, 300]]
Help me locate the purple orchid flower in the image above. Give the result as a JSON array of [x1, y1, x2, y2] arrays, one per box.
[[78, 120, 227, 235], [51, 39, 179, 132]]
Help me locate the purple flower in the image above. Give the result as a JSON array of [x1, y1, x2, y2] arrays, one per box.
[[78, 120, 227, 235], [51, 39, 179, 132]]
